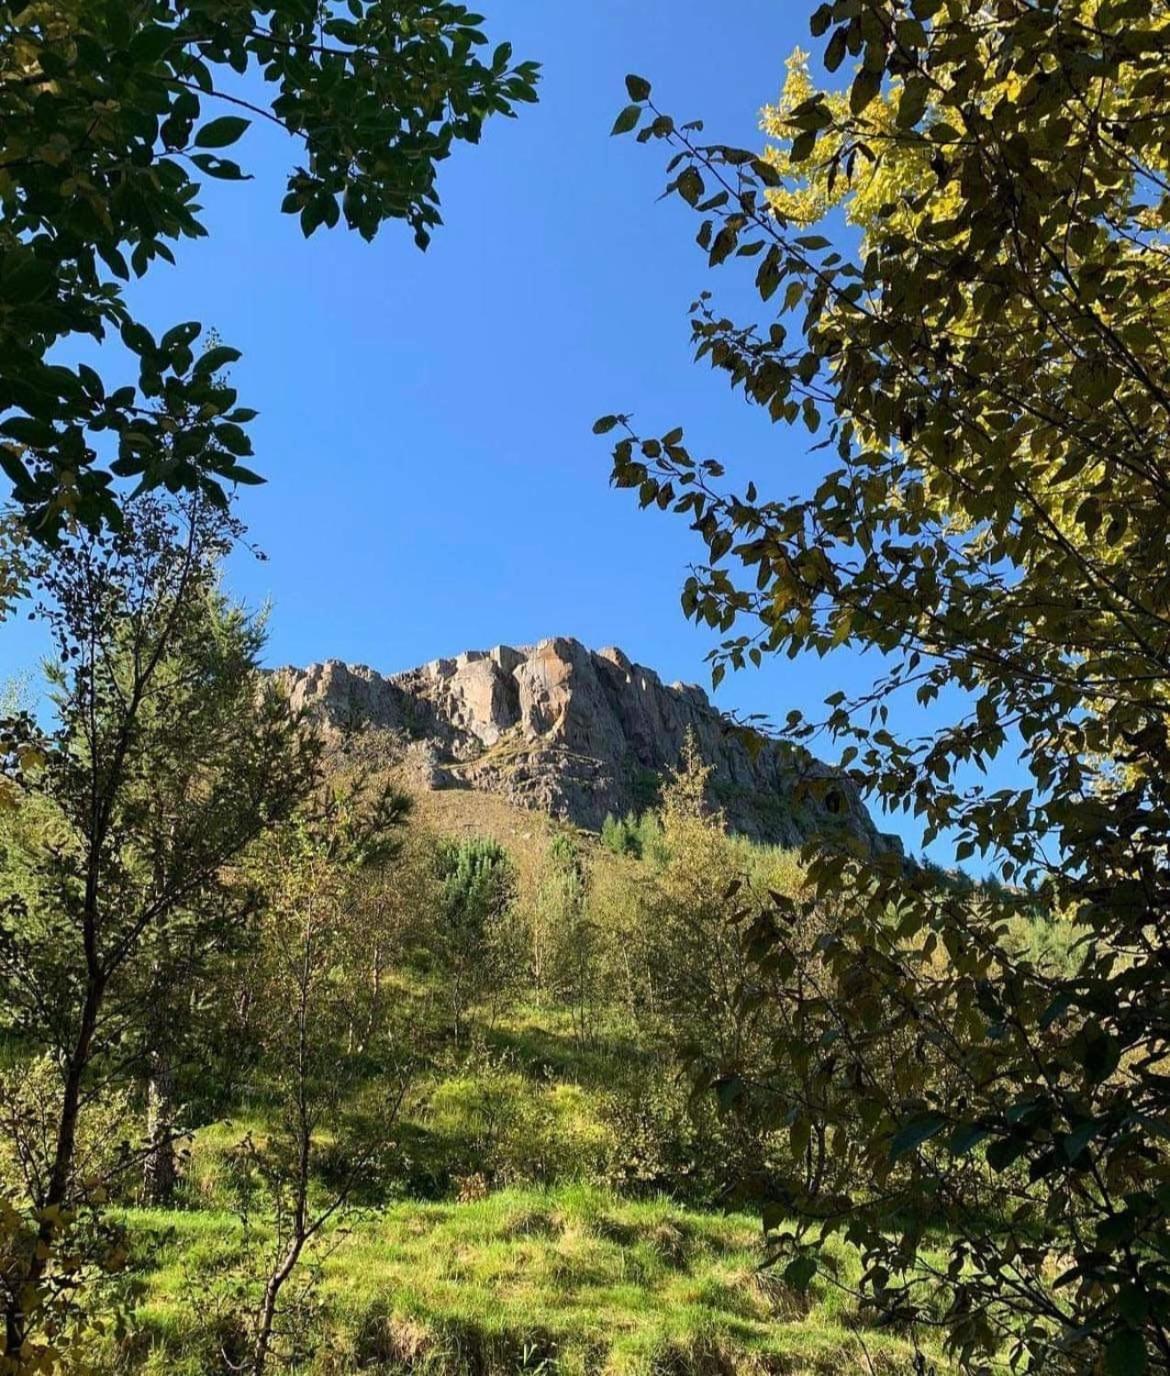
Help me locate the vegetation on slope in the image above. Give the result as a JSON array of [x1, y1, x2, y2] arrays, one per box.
[[110, 1188, 942, 1376], [0, 494, 1084, 1376]]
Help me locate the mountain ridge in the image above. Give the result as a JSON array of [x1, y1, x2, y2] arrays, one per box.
[[276, 636, 900, 853]]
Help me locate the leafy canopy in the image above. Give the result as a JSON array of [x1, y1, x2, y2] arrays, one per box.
[[0, 494, 318, 1363], [601, 1, 1170, 1371], [0, 0, 538, 541]]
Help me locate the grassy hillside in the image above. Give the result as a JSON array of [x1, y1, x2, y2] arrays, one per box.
[[114, 1185, 941, 1376], [6, 765, 1012, 1374]]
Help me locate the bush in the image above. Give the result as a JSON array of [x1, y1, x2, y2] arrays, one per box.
[[598, 1071, 705, 1199], [600, 811, 665, 863], [600, 812, 639, 858], [421, 1060, 614, 1191]]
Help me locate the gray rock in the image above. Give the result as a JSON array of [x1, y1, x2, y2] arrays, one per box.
[[274, 638, 900, 854]]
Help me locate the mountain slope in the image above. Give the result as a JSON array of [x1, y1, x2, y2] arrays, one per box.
[[278, 636, 899, 852]]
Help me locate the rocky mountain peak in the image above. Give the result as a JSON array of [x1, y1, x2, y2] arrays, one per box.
[[276, 636, 899, 852]]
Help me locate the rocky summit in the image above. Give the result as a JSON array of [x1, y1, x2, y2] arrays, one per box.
[[277, 637, 899, 852]]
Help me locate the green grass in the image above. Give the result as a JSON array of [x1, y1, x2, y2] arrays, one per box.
[[112, 1186, 944, 1375]]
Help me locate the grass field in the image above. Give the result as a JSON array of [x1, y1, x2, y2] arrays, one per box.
[[114, 1186, 943, 1375]]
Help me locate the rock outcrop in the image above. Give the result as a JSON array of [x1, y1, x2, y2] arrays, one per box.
[[277, 637, 899, 852]]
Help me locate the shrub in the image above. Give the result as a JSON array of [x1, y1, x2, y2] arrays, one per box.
[[422, 1060, 614, 1191]]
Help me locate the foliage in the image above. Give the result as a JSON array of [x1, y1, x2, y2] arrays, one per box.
[[601, 4, 1170, 1371], [600, 810, 664, 863], [0, 0, 538, 541], [528, 836, 601, 1042], [423, 1059, 613, 1191], [646, 751, 827, 1206], [433, 837, 516, 1044], [105, 1187, 944, 1376], [223, 785, 413, 1376], [0, 1056, 133, 1220], [0, 493, 316, 1363], [0, 1058, 133, 1373], [524, 834, 576, 992], [2, 657, 983, 1374]]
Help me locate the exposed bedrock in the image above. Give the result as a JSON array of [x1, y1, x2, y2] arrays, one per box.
[[277, 637, 900, 853]]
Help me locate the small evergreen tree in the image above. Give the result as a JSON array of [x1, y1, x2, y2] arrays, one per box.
[[433, 838, 515, 1046]]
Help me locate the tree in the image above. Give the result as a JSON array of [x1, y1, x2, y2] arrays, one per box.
[[0, 0, 539, 542], [129, 590, 298, 1209], [540, 834, 598, 1044], [646, 744, 809, 1201], [433, 836, 514, 1046], [0, 494, 317, 1363], [228, 784, 413, 1376], [601, 5, 1170, 1371]]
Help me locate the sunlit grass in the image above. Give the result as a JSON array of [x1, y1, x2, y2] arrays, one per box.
[[113, 1185, 946, 1375]]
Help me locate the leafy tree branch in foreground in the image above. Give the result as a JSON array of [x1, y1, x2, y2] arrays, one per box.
[[0, 0, 539, 541], [601, 2, 1170, 1370]]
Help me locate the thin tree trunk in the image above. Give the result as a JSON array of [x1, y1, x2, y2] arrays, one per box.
[[251, 1232, 305, 1376], [6, 973, 103, 1356], [253, 929, 313, 1376], [142, 1046, 177, 1205]]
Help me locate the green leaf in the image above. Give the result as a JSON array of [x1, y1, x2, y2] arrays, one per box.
[[1061, 1119, 1101, 1162], [214, 422, 251, 456], [223, 464, 265, 485], [160, 321, 202, 353], [810, 4, 833, 37], [190, 153, 250, 180], [611, 105, 642, 136], [1105, 1329, 1147, 1376], [593, 415, 620, 435], [0, 445, 34, 493], [1, 417, 55, 447], [751, 157, 782, 188], [850, 69, 882, 116], [195, 116, 250, 149], [949, 1123, 990, 1156], [1118, 1288, 1149, 1328], [790, 129, 817, 163], [1078, 1026, 1120, 1083], [897, 78, 930, 130], [783, 1255, 817, 1291], [1, 254, 53, 304], [890, 1112, 947, 1160], [625, 74, 651, 102], [986, 1136, 1027, 1172], [677, 167, 704, 205], [193, 345, 242, 378], [129, 23, 176, 62], [121, 321, 156, 357]]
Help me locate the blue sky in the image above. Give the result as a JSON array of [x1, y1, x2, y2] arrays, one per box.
[[0, 2, 975, 859]]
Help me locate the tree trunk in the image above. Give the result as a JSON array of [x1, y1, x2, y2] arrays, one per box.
[[6, 974, 103, 1357], [142, 1047, 177, 1205], [251, 1235, 304, 1376]]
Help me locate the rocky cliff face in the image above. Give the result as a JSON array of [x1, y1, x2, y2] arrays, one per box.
[[277, 637, 898, 852]]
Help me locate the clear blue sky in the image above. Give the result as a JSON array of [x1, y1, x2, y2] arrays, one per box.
[[1, 2, 978, 860]]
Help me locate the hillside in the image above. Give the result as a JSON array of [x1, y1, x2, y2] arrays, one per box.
[[277, 636, 900, 853]]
